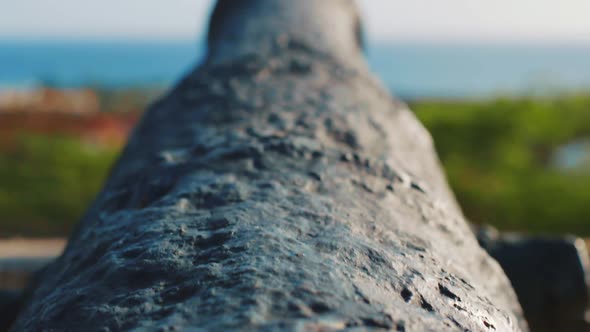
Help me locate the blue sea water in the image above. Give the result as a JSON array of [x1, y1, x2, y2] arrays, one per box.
[[1, 40, 590, 98]]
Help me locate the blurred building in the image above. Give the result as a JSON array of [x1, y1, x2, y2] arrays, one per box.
[[0, 87, 100, 114]]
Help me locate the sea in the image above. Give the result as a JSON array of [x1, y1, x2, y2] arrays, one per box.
[[1, 40, 590, 99]]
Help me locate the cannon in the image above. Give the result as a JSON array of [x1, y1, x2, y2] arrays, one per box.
[[11, 1, 587, 331]]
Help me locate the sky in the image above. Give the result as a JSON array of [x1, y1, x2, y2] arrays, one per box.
[[1, 0, 590, 43]]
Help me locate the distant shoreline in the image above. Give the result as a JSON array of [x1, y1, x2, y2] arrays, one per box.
[[2, 41, 590, 98]]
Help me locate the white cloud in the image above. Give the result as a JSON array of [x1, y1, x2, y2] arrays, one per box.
[[0, 0, 589, 43], [358, 0, 590, 43], [0, 0, 213, 39]]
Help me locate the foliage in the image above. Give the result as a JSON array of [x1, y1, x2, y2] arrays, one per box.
[[0, 134, 119, 237], [412, 94, 590, 235]]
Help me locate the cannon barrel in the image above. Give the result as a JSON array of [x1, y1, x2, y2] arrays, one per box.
[[13, 1, 528, 330]]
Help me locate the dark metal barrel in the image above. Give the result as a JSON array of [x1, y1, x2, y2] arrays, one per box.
[[12, 1, 527, 331]]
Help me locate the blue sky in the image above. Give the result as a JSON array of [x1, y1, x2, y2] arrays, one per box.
[[1, 0, 590, 43]]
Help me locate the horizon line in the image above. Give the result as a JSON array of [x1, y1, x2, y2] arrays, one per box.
[[1, 35, 590, 47]]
